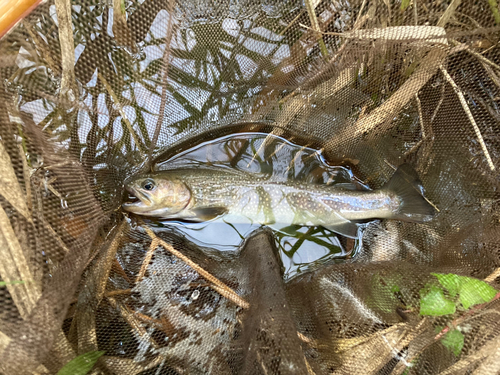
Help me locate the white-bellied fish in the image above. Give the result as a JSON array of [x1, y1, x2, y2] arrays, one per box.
[[122, 164, 435, 237]]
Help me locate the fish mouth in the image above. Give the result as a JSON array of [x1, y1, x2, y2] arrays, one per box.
[[126, 193, 140, 204], [122, 186, 151, 208]]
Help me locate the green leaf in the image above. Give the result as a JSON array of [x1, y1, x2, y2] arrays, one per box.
[[432, 273, 461, 298], [459, 278, 497, 309], [489, 0, 500, 24], [400, 0, 411, 11], [391, 285, 401, 293], [432, 273, 498, 310], [369, 274, 403, 313], [419, 285, 456, 316], [57, 351, 105, 375], [441, 329, 464, 357]]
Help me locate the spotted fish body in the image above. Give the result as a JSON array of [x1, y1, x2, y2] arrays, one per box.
[[123, 164, 435, 237]]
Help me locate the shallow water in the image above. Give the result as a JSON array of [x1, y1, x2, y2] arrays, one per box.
[[144, 132, 370, 279]]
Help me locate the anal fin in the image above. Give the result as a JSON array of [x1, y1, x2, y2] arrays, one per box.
[[286, 192, 360, 238], [322, 221, 359, 238]]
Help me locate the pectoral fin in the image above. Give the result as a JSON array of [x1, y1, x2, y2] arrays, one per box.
[[190, 207, 228, 221]]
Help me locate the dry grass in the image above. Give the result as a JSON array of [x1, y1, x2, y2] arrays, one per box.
[[55, 0, 77, 101], [142, 226, 250, 309], [439, 65, 496, 171]]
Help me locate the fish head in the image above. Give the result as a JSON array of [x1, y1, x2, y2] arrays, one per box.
[[122, 174, 191, 217]]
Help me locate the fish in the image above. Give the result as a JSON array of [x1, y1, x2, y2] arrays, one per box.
[[122, 164, 435, 238]]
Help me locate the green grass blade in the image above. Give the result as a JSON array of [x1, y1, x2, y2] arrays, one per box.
[[57, 351, 105, 375]]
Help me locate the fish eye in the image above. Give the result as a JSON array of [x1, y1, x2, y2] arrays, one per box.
[[142, 179, 156, 191]]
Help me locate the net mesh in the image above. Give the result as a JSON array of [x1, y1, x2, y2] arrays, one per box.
[[0, 0, 500, 373]]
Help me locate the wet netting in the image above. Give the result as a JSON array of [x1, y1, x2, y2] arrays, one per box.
[[1, 0, 500, 373]]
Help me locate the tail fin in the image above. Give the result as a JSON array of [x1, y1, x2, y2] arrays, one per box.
[[383, 164, 436, 222]]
